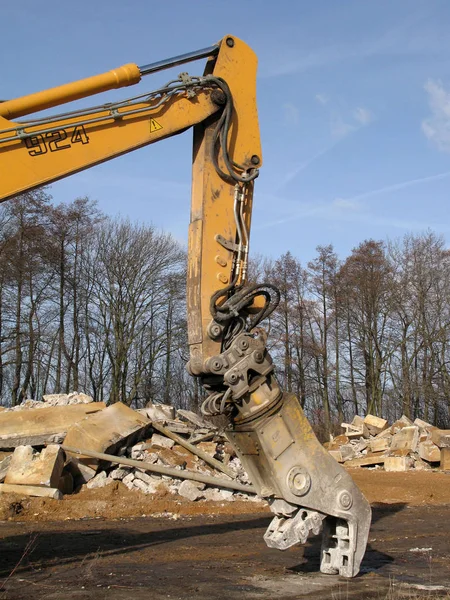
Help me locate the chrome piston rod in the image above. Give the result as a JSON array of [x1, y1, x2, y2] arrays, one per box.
[[139, 45, 219, 76]]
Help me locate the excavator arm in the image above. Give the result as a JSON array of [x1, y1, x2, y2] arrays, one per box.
[[0, 35, 371, 577]]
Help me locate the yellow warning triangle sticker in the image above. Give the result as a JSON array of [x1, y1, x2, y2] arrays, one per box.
[[150, 118, 163, 133]]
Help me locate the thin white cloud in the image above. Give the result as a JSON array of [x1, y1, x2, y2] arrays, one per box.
[[262, 15, 435, 79], [315, 93, 328, 106], [275, 140, 341, 191], [330, 114, 355, 138], [353, 107, 374, 125], [422, 79, 450, 152], [259, 171, 450, 231], [336, 170, 450, 204], [282, 102, 300, 126]]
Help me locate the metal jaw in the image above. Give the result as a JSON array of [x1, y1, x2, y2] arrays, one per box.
[[215, 341, 372, 577], [199, 331, 371, 577]]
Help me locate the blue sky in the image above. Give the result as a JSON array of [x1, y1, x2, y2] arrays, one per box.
[[2, 0, 450, 263]]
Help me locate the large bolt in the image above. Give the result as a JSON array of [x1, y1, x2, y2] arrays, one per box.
[[338, 490, 353, 510], [226, 37, 235, 47], [211, 359, 223, 372], [208, 323, 222, 339], [228, 372, 238, 384], [287, 467, 311, 497], [254, 351, 264, 363], [239, 338, 249, 350], [251, 154, 260, 165]]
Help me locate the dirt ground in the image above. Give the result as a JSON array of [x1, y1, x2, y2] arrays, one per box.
[[0, 470, 448, 599]]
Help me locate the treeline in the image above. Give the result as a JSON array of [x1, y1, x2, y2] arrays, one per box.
[[253, 236, 450, 433], [1, 190, 449, 432], [0, 190, 190, 409]]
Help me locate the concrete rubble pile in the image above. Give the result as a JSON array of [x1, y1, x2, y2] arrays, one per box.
[[0, 394, 257, 502], [325, 414, 450, 472]]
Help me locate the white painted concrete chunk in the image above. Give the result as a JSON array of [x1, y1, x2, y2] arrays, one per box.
[[150, 433, 175, 449]]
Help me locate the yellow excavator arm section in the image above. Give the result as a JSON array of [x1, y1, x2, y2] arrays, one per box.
[[0, 35, 371, 578]]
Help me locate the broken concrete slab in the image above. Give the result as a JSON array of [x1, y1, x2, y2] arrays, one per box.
[[177, 409, 215, 430], [364, 414, 388, 435], [150, 433, 175, 449], [344, 455, 386, 468], [178, 479, 204, 501], [109, 467, 131, 480], [413, 456, 432, 471], [139, 402, 175, 421], [413, 418, 435, 431], [43, 392, 94, 406], [441, 448, 450, 471], [86, 471, 113, 489], [370, 438, 390, 453], [390, 426, 419, 453], [341, 422, 366, 439], [5, 444, 64, 488], [0, 403, 105, 449], [418, 440, 441, 463], [340, 444, 356, 461], [0, 483, 62, 499], [431, 429, 450, 448], [385, 456, 413, 472], [66, 457, 96, 484], [64, 402, 151, 470], [0, 455, 11, 482], [203, 488, 234, 501]]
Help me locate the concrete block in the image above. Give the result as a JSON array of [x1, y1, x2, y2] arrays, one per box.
[[150, 433, 175, 449], [351, 416, 370, 436], [0, 483, 62, 499], [109, 467, 131, 480], [414, 418, 434, 430], [413, 456, 432, 471], [340, 445, 356, 461], [122, 472, 135, 490], [431, 429, 450, 448], [0, 455, 11, 482], [132, 477, 160, 494], [134, 470, 157, 486], [86, 471, 112, 489], [341, 419, 368, 438], [364, 414, 388, 435], [177, 409, 214, 429], [418, 440, 441, 463], [197, 442, 218, 456], [43, 392, 94, 406], [203, 488, 234, 501], [64, 402, 151, 469], [353, 439, 369, 453], [385, 456, 412, 472], [370, 438, 390, 453], [343, 455, 385, 468], [390, 426, 419, 453], [5, 444, 64, 487], [142, 402, 175, 421], [441, 448, 450, 471], [0, 403, 105, 449], [389, 448, 410, 457], [178, 480, 204, 501], [66, 457, 96, 483], [400, 414, 413, 425]]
